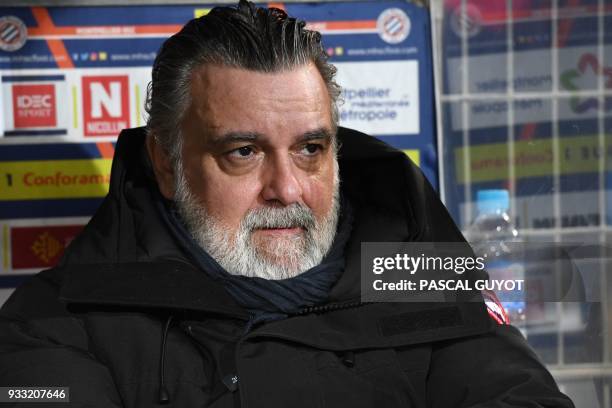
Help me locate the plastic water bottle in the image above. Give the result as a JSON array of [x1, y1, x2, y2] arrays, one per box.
[[465, 189, 526, 327]]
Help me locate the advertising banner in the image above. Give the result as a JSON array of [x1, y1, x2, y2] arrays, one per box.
[[440, 0, 611, 231]]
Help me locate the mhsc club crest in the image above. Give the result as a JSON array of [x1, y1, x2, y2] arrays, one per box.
[[377, 8, 411, 44], [0, 16, 27, 52]]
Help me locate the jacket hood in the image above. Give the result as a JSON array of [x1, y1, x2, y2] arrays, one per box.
[[57, 126, 492, 348]]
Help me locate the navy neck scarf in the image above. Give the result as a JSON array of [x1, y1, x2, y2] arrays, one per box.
[[155, 192, 353, 327]]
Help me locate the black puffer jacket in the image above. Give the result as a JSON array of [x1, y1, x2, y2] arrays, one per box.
[[0, 127, 574, 407]]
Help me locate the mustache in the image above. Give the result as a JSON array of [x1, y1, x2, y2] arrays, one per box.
[[242, 203, 316, 230]]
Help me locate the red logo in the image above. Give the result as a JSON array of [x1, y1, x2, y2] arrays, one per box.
[[12, 84, 56, 128], [11, 225, 84, 270], [82, 75, 129, 137]]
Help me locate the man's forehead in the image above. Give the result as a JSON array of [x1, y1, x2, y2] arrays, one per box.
[[191, 63, 329, 101], [183, 63, 334, 143]]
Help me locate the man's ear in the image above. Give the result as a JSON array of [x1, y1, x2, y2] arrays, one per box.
[[146, 133, 176, 200]]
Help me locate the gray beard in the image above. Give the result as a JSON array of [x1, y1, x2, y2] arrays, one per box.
[[173, 159, 340, 280]]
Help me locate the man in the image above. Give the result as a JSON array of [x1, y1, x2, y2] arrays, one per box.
[[0, 1, 574, 407]]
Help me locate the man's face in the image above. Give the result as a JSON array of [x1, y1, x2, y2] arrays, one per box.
[[151, 63, 340, 280]]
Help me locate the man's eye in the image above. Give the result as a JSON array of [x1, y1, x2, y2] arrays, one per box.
[[228, 146, 255, 158], [301, 144, 322, 156]]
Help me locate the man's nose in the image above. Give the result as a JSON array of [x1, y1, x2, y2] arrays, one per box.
[[260, 154, 302, 206]]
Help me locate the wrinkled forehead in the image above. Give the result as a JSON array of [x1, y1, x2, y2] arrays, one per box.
[[182, 63, 335, 145]]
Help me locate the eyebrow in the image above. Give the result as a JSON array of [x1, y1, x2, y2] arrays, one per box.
[[210, 128, 333, 146], [208, 131, 261, 147], [299, 128, 333, 143]]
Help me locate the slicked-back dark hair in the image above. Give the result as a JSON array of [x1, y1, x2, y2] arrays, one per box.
[[145, 0, 340, 164]]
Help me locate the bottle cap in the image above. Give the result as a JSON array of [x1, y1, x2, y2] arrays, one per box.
[[476, 189, 509, 215]]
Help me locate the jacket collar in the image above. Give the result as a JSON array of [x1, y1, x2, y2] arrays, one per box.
[[59, 259, 250, 319]]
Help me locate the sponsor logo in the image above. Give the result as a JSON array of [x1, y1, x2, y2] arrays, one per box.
[[10, 225, 83, 269], [335, 60, 419, 135], [12, 84, 57, 128], [82, 75, 129, 136], [483, 289, 509, 325], [561, 53, 612, 114], [450, 3, 482, 38], [31, 232, 62, 263], [0, 159, 112, 200], [0, 16, 27, 52], [454, 135, 612, 183], [377, 8, 410, 44]]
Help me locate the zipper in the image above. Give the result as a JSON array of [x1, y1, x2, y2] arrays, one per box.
[[289, 298, 367, 316]]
